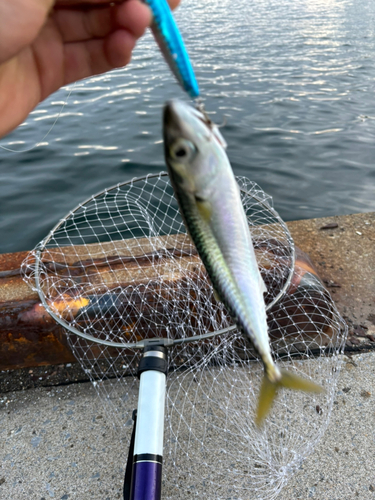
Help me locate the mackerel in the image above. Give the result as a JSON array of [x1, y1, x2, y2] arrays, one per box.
[[163, 99, 322, 425]]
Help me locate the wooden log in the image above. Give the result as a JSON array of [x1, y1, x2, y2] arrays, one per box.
[[0, 237, 331, 371]]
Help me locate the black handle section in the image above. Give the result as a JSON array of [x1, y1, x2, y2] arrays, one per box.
[[123, 409, 137, 500], [137, 346, 168, 378]]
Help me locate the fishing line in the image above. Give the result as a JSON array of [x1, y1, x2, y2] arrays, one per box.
[[0, 83, 76, 154]]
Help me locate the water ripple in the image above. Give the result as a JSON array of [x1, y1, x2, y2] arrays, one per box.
[[1, 0, 375, 252]]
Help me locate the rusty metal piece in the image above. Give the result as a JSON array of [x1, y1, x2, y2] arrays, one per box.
[[0, 241, 332, 371], [0, 249, 74, 370]]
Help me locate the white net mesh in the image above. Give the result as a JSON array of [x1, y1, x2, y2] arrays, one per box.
[[22, 172, 346, 499]]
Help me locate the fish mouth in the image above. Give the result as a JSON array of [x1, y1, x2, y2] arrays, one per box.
[[163, 100, 210, 146], [164, 100, 189, 131], [164, 99, 209, 127], [163, 100, 191, 149]]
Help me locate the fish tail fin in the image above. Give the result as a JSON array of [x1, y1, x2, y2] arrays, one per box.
[[255, 368, 324, 427], [255, 373, 278, 427]]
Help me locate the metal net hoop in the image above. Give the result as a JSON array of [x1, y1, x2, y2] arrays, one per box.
[[26, 172, 295, 349]]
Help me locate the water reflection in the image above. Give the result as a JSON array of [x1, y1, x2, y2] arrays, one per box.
[[0, 0, 375, 253]]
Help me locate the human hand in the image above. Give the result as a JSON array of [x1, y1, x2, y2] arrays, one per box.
[[0, 0, 180, 138]]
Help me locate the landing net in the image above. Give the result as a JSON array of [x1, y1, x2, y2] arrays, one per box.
[[23, 172, 346, 499]]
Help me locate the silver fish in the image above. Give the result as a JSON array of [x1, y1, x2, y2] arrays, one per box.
[[163, 99, 322, 425]]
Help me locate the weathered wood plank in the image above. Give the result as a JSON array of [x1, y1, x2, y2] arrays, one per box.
[[0, 232, 330, 370]]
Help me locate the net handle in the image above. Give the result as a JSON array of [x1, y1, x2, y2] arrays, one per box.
[[33, 172, 295, 349]]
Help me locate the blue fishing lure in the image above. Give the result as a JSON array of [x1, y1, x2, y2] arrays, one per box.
[[143, 0, 200, 98]]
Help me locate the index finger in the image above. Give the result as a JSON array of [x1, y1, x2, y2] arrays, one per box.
[[55, 0, 181, 9]]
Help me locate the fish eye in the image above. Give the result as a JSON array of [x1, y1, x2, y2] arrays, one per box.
[[170, 139, 196, 162]]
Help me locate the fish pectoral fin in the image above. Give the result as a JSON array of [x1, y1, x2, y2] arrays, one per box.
[[255, 369, 324, 427], [194, 195, 212, 222], [213, 287, 221, 303]]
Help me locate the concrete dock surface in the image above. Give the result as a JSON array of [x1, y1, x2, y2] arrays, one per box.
[[1, 352, 375, 500], [1, 212, 375, 499]]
